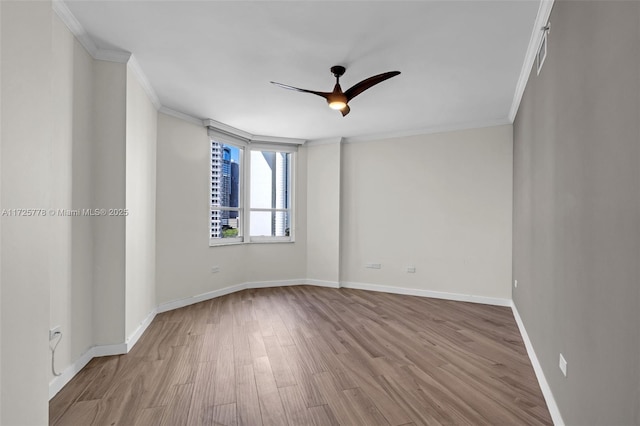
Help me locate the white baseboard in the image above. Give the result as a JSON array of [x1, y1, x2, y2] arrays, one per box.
[[156, 279, 340, 314], [48, 345, 95, 399], [51, 279, 515, 402], [340, 281, 512, 307], [125, 309, 157, 351], [511, 301, 564, 425], [157, 282, 246, 313], [246, 279, 307, 289], [49, 308, 156, 400], [48, 342, 126, 399], [303, 279, 340, 288], [91, 342, 127, 357]]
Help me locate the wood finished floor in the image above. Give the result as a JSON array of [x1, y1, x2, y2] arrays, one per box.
[[50, 286, 552, 426]]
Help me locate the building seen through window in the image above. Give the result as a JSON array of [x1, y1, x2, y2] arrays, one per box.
[[210, 141, 240, 239], [249, 150, 290, 237], [211, 140, 292, 242]]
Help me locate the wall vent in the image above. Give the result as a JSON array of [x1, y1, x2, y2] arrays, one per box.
[[536, 23, 550, 75]]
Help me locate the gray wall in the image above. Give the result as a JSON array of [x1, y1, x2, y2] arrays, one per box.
[[1, 1, 52, 423], [513, 1, 640, 424]]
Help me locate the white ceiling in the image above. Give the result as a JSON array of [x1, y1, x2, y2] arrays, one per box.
[[64, 0, 540, 141]]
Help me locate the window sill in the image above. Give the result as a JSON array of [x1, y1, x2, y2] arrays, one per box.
[[209, 238, 294, 247], [249, 239, 294, 245]]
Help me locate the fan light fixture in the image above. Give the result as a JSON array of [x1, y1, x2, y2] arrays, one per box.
[[271, 65, 400, 117], [328, 95, 347, 110]]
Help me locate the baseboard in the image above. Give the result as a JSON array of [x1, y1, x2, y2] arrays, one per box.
[[51, 279, 510, 401], [125, 309, 157, 351], [49, 308, 156, 400], [156, 279, 340, 313], [246, 279, 308, 289], [340, 281, 512, 307], [511, 301, 564, 425], [48, 342, 126, 399], [157, 282, 247, 313], [303, 279, 340, 288], [91, 342, 128, 357], [48, 345, 94, 399], [244, 278, 338, 289]]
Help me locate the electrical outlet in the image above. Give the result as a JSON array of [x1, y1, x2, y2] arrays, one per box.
[[514, 279, 518, 288], [49, 326, 61, 341], [211, 266, 220, 273], [406, 266, 416, 273], [365, 263, 381, 269], [559, 353, 568, 377]]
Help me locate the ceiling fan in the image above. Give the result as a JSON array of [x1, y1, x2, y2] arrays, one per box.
[[271, 65, 401, 117]]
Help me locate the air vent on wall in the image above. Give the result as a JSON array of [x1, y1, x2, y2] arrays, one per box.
[[537, 22, 550, 75]]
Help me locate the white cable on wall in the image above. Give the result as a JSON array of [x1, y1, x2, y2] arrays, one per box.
[[50, 331, 62, 377]]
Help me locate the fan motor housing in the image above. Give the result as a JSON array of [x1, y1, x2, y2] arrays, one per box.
[[331, 65, 346, 77]]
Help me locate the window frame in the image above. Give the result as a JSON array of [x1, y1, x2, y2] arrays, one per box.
[[208, 134, 296, 247], [247, 144, 296, 243], [209, 137, 245, 246]]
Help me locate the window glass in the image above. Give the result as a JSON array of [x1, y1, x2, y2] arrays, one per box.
[[250, 150, 291, 238], [210, 141, 294, 244], [249, 211, 290, 237], [210, 141, 242, 241]]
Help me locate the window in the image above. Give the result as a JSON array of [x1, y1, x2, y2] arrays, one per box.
[[250, 150, 292, 240], [210, 138, 295, 245], [210, 140, 243, 243]]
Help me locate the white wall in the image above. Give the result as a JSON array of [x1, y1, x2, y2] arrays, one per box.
[[0, 1, 3, 419], [1, 1, 53, 424], [125, 65, 158, 338], [45, 16, 159, 396], [156, 113, 307, 306], [69, 23, 96, 372], [513, 2, 640, 423], [306, 141, 341, 284], [155, 117, 511, 305], [340, 125, 513, 300], [0, 5, 515, 417], [49, 12, 95, 385], [92, 59, 127, 345]]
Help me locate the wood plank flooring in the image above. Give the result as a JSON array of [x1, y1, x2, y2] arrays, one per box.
[[50, 286, 552, 425]]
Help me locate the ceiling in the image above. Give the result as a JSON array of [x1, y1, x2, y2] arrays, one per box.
[[64, 0, 540, 141]]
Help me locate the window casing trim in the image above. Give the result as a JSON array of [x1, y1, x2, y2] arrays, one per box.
[[204, 119, 306, 146], [208, 130, 297, 246], [245, 147, 295, 243], [207, 127, 249, 147]]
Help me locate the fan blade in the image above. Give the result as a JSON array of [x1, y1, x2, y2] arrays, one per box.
[[344, 71, 401, 101], [340, 105, 351, 117], [270, 81, 330, 99]]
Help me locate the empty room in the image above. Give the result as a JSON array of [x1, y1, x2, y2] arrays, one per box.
[[1, 0, 639, 425]]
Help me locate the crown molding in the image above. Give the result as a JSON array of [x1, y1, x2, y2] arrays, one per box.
[[53, 0, 160, 110], [305, 137, 343, 147], [54, 0, 524, 145], [342, 117, 511, 144], [508, 0, 555, 122], [93, 49, 131, 64], [52, 0, 98, 57], [128, 55, 161, 110], [159, 107, 204, 127], [252, 135, 306, 146], [204, 119, 253, 141], [204, 119, 306, 146]]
